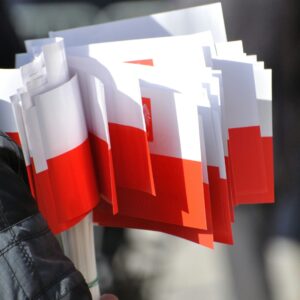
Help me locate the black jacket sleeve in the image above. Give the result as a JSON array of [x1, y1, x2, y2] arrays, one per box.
[[0, 159, 92, 299]]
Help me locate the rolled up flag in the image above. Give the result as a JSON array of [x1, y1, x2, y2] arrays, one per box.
[[69, 64, 118, 213], [68, 55, 155, 196], [34, 75, 99, 224]]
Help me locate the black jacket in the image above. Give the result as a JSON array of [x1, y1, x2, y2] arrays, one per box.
[[0, 156, 92, 299]]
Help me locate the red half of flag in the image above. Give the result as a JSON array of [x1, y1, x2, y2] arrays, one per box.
[[109, 123, 155, 195], [46, 138, 99, 223], [115, 153, 208, 230], [208, 166, 233, 244], [232, 136, 274, 204], [93, 200, 214, 249], [225, 156, 235, 222], [6, 132, 21, 146], [26, 164, 36, 199], [228, 126, 268, 205], [32, 163, 87, 234], [89, 132, 118, 214]]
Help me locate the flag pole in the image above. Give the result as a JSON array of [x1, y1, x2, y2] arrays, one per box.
[[61, 212, 101, 299]]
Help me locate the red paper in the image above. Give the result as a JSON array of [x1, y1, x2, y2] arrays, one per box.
[[94, 200, 214, 249], [89, 132, 118, 213], [208, 166, 233, 244], [228, 126, 267, 204], [116, 154, 207, 230], [47, 138, 99, 222]]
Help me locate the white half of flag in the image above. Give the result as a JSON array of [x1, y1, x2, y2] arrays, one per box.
[[49, 3, 227, 46], [68, 55, 155, 195], [66, 31, 215, 70], [0, 69, 23, 137]]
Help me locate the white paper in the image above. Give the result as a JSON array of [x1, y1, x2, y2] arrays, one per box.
[[50, 3, 227, 46], [68, 56, 146, 131], [212, 59, 260, 129], [34, 75, 87, 159], [73, 70, 110, 145], [67, 31, 215, 70]]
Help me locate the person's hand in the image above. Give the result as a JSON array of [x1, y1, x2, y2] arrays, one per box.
[[100, 294, 118, 300]]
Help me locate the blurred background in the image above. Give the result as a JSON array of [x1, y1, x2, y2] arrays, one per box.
[[1, 0, 299, 299]]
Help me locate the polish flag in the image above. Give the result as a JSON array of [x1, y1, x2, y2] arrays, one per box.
[[213, 71, 234, 222], [127, 64, 231, 243], [212, 59, 267, 205], [113, 82, 208, 230], [200, 83, 233, 244], [94, 108, 213, 248], [22, 104, 74, 233], [214, 43, 273, 205], [184, 68, 232, 243], [238, 63, 274, 204], [68, 56, 155, 196], [197, 115, 214, 244], [69, 65, 118, 213], [23, 75, 99, 231], [212, 43, 243, 213]]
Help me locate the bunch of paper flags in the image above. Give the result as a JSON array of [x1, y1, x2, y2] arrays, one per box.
[[0, 3, 273, 250]]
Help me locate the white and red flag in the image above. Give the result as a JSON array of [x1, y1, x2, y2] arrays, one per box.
[[20, 75, 99, 233], [68, 56, 155, 197], [214, 42, 274, 205], [212, 58, 268, 204], [126, 64, 232, 244], [34, 75, 99, 224], [199, 83, 233, 244], [94, 82, 213, 247], [114, 80, 208, 230], [68, 62, 118, 213]]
